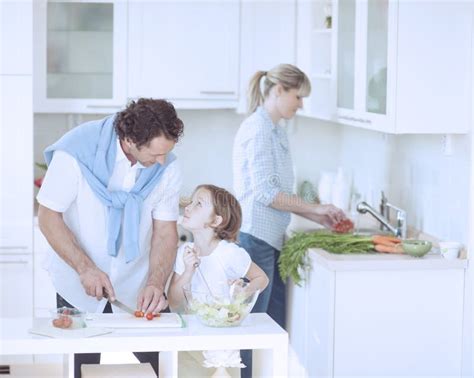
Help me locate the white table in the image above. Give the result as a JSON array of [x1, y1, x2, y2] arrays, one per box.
[[0, 313, 288, 377]]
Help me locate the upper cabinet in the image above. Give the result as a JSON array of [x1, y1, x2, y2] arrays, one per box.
[[0, 0, 33, 75], [33, 0, 127, 113], [334, 0, 471, 134], [296, 0, 336, 120], [238, 0, 296, 113], [128, 0, 240, 109]]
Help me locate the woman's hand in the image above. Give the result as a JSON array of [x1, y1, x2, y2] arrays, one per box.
[[309, 204, 347, 228], [183, 245, 200, 272]]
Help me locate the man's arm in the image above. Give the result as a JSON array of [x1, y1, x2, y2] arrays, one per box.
[[137, 219, 178, 313], [37, 204, 115, 301]]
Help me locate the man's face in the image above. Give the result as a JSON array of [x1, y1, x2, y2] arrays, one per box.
[[127, 136, 175, 167]]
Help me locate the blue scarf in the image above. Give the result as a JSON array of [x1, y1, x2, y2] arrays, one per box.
[[44, 115, 176, 263]]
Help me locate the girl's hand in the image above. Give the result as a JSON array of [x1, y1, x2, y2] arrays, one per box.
[[183, 245, 200, 272]]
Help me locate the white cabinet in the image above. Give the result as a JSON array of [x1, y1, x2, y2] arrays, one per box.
[[33, 0, 127, 113], [0, 0, 33, 75], [128, 0, 239, 108], [0, 75, 33, 251], [334, 0, 471, 134], [288, 249, 466, 377], [0, 255, 33, 318], [296, 0, 336, 120], [238, 0, 296, 113], [33, 223, 56, 318]]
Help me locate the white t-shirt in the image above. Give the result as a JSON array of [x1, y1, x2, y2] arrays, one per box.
[[37, 139, 182, 312], [174, 240, 252, 297]]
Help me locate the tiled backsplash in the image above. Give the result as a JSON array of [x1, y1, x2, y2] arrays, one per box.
[[34, 110, 471, 244]]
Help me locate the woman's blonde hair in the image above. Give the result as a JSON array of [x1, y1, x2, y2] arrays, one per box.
[[247, 64, 311, 114]]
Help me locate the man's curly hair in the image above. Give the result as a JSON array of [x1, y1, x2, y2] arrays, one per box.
[[114, 98, 184, 148]]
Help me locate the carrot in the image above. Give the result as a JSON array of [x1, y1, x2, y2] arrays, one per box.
[[372, 235, 401, 246], [374, 244, 403, 254]]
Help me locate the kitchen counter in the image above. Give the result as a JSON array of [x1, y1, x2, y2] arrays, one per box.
[[1, 313, 288, 377], [308, 248, 468, 271]]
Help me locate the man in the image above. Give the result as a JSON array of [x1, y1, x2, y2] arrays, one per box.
[[37, 98, 183, 377]]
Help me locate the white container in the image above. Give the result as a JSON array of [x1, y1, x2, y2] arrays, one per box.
[[331, 167, 351, 211], [439, 242, 462, 260], [318, 171, 335, 204]]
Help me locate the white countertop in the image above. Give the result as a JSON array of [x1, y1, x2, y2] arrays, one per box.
[[308, 248, 468, 272]]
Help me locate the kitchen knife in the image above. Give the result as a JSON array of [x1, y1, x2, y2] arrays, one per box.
[[110, 298, 136, 315], [104, 292, 136, 315]]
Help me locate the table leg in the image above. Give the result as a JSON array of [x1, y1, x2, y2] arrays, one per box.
[[159, 351, 178, 378], [63, 353, 74, 378], [253, 344, 288, 378]]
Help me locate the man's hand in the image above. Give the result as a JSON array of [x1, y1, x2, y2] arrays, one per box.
[[79, 266, 115, 301], [137, 285, 168, 314]]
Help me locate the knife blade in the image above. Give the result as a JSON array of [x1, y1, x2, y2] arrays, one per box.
[[104, 292, 136, 315], [110, 298, 136, 315]]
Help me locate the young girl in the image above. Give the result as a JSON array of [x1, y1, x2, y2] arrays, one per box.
[[168, 184, 269, 377]]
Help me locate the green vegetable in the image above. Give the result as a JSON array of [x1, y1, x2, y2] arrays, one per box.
[[278, 230, 374, 285]]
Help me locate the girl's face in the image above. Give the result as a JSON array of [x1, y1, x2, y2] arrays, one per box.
[[275, 87, 304, 120], [182, 188, 219, 231]]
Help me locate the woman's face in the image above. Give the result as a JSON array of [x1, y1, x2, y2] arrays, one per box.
[[276, 87, 304, 120], [182, 188, 216, 231]]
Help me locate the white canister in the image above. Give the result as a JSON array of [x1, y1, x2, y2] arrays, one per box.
[[317, 171, 335, 204], [439, 241, 462, 260]]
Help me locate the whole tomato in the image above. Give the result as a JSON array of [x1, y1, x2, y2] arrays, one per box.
[[52, 318, 64, 328], [332, 219, 355, 234], [145, 313, 154, 321]]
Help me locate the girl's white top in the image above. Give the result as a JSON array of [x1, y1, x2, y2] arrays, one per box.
[[174, 240, 252, 296]]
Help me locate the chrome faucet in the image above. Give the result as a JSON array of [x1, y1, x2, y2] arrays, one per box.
[[357, 197, 407, 239]]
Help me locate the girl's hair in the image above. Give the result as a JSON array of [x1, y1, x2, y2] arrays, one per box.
[[247, 63, 311, 114], [195, 184, 242, 242]]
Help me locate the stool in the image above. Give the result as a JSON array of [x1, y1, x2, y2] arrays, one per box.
[[81, 362, 157, 377]]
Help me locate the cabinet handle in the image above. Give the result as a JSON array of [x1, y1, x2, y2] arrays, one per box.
[[200, 91, 236, 95], [0, 259, 28, 264], [0, 246, 28, 251], [338, 115, 372, 124], [86, 105, 123, 109]]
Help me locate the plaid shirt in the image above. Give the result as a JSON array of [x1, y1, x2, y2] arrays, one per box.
[[232, 107, 294, 251]]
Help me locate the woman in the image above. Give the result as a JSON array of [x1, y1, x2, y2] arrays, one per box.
[[233, 64, 348, 328]]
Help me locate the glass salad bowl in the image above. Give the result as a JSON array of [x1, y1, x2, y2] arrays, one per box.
[[183, 282, 259, 327]]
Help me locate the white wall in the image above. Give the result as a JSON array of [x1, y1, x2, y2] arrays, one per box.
[[34, 111, 471, 245]]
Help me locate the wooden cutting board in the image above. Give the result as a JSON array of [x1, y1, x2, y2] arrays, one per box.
[[85, 313, 184, 328]]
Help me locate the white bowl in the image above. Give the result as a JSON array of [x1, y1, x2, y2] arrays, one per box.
[[439, 241, 462, 260]]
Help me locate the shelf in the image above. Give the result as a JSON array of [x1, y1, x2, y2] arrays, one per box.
[[312, 28, 332, 35]]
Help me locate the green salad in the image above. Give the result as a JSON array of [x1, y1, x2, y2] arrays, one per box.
[[188, 294, 252, 327]]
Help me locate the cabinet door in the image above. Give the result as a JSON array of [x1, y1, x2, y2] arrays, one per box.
[[334, 270, 464, 376], [33, 0, 127, 113], [0, 75, 33, 251], [238, 0, 296, 113], [336, 0, 396, 132], [128, 1, 239, 105], [0, 254, 33, 317], [395, 1, 471, 134], [0, 0, 32, 75], [33, 225, 57, 317]]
